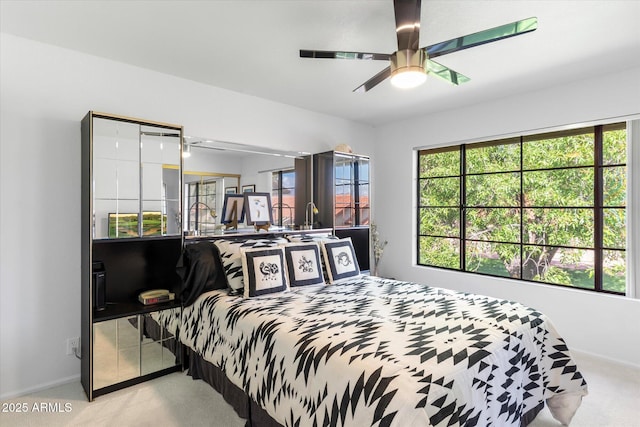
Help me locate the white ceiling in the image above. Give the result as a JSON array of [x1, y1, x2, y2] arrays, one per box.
[[2, 1, 639, 126]]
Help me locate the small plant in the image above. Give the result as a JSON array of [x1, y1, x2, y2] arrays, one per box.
[[371, 223, 388, 276]]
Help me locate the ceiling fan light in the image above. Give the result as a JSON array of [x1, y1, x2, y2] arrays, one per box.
[[390, 49, 428, 89], [390, 68, 427, 89]]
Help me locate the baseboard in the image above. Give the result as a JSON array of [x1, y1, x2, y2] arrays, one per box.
[[0, 374, 81, 401], [570, 348, 640, 370]]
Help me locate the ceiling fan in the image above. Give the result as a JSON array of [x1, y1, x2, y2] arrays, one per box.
[[300, 0, 537, 92]]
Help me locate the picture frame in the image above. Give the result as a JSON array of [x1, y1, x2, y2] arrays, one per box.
[[225, 186, 238, 194], [141, 211, 167, 236], [244, 192, 273, 225], [242, 184, 256, 193], [108, 213, 138, 238], [220, 194, 246, 224], [108, 212, 167, 238]]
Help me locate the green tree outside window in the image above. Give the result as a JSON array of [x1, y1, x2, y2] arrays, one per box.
[[417, 124, 627, 294]]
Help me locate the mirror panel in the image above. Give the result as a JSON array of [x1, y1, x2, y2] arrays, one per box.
[[141, 126, 181, 238], [93, 308, 181, 391], [182, 138, 307, 236], [184, 173, 239, 235], [141, 311, 179, 375], [93, 316, 140, 390], [92, 118, 182, 239], [93, 119, 140, 238]]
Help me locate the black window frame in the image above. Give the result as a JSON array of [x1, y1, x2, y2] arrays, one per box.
[[417, 122, 627, 295], [186, 180, 217, 235], [271, 169, 295, 227]]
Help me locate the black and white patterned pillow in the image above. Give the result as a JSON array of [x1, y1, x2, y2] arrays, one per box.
[[241, 247, 288, 297], [213, 238, 288, 294], [283, 243, 325, 287], [286, 234, 338, 281], [285, 233, 338, 243], [321, 238, 361, 283]]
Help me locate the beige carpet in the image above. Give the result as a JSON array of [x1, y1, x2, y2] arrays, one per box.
[[1, 351, 638, 426]]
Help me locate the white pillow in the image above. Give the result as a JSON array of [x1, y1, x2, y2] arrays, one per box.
[[241, 246, 288, 298], [283, 242, 325, 287], [213, 238, 288, 294], [321, 237, 361, 283]]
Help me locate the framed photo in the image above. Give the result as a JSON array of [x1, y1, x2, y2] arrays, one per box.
[[221, 194, 246, 224], [244, 192, 272, 225], [225, 186, 237, 194], [108, 213, 138, 238], [141, 211, 167, 236], [242, 184, 256, 193], [107, 212, 167, 238]]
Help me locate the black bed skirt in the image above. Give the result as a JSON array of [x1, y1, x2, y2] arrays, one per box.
[[187, 348, 283, 427], [186, 348, 544, 427]]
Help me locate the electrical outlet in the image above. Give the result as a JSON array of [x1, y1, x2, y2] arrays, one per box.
[[66, 337, 80, 356]]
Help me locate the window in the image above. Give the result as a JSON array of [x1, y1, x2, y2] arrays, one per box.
[[186, 180, 217, 235], [334, 154, 370, 227], [272, 170, 295, 228], [417, 123, 627, 295]]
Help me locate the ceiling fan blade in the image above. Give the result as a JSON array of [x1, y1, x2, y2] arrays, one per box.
[[394, 0, 422, 51], [426, 59, 470, 85], [300, 50, 390, 61], [353, 66, 392, 93], [425, 17, 538, 59]]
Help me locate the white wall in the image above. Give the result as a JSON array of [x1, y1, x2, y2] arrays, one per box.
[[0, 34, 375, 399], [240, 154, 294, 194], [373, 66, 640, 366]]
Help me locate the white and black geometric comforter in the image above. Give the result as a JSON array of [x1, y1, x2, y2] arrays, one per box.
[[181, 276, 588, 427], [150, 306, 181, 337]]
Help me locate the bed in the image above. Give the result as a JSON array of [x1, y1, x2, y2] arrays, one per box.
[[177, 235, 588, 427]]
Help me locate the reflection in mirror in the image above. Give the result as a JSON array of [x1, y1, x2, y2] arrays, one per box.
[[183, 137, 308, 236], [184, 171, 239, 235], [92, 309, 181, 391], [93, 317, 140, 389], [92, 118, 181, 239], [141, 311, 179, 375]]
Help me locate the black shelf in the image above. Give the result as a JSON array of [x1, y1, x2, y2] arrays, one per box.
[[93, 299, 181, 322]]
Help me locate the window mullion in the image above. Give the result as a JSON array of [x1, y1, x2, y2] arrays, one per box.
[[194, 183, 201, 232], [460, 145, 466, 271], [520, 136, 524, 280], [277, 171, 283, 226], [354, 159, 360, 226], [594, 126, 603, 292], [280, 171, 284, 226]]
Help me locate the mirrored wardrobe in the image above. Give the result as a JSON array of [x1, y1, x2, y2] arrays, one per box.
[[81, 112, 183, 400]]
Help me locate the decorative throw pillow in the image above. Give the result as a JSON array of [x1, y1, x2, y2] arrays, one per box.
[[213, 238, 288, 294], [285, 233, 338, 243], [176, 241, 227, 306], [241, 247, 288, 297], [283, 243, 325, 287], [321, 238, 361, 283], [286, 234, 338, 281]]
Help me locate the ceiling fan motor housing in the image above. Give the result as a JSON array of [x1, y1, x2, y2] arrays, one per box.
[[391, 49, 427, 74]]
